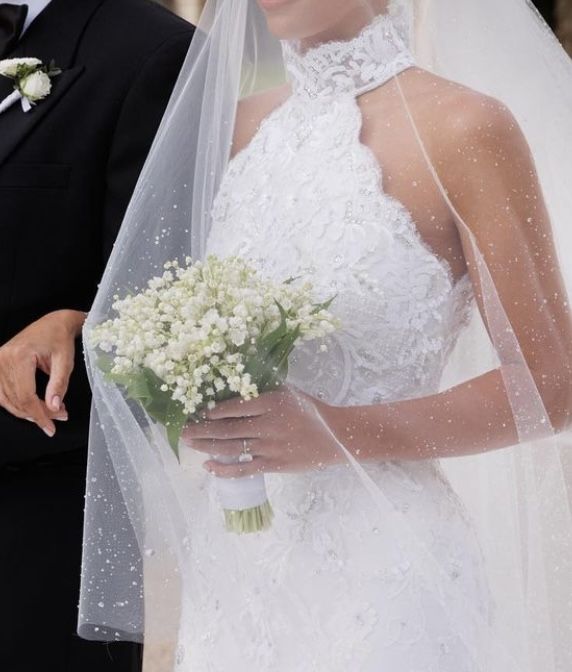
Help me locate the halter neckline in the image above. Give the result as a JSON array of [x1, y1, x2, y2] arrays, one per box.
[[283, 12, 415, 99]]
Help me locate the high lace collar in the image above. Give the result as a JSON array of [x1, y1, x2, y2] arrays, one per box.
[[283, 12, 415, 100]]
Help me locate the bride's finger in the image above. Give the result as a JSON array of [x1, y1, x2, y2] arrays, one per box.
[[186, 438, 255, 456], [203, 456, 271, 479], [183, 416, 265, 441], [204, 395, 273, 420]]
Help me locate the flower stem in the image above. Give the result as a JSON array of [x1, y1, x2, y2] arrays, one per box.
[[224, 500, 274, 534]]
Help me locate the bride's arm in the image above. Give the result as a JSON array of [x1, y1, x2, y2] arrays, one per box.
[[321, 99, 572, 460]]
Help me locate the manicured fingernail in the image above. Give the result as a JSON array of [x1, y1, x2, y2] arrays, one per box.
[[25, 417, 34, 422], [43, 426, 55, 438], [52, 396, 61, 411], [55, 414, 68, 422]]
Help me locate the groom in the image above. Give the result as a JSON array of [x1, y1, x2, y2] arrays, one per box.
[[0, 0, 193, 670]]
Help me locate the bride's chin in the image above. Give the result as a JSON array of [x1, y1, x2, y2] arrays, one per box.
[[258, 0, 298, 9], [258, 0, 323, 41], [258, 0, 383, 43]]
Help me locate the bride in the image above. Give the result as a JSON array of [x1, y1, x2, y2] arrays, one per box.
[[79, 1, 572, 671]]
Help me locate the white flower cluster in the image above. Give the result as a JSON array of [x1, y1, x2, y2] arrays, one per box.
[[0, 58, 42, 78], [91, 255, 338, 416]]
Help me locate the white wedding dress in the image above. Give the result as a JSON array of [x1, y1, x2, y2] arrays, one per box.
[[175, 15, 491, 672]]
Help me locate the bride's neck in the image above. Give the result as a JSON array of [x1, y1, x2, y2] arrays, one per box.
[[300, 2, 389, 52]]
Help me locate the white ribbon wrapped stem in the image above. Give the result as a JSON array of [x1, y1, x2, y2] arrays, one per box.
[[0, 90, 22, 114], [214, 454, 269, 511]]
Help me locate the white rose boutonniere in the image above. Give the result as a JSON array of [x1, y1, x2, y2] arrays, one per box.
[[20, 71, 52, 101], [0, 58, 62, 114], [0, 58, 42, 78]]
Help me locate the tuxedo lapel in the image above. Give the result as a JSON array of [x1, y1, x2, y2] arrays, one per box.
[[12, 0, 106, 67], [0, 0, 105, 167], [0, 74, 12, 101], [0, 65, 84, 164]]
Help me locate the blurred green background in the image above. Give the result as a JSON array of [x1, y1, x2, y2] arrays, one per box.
[[161, 1, 572, 58]]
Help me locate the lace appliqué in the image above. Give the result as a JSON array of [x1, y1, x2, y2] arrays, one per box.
[[209, 91, 474, 407], [283, 12, 415, 99]]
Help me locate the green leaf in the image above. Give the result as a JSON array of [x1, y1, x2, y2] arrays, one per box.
[[164, 404, 188, 457], [283, 275, 302, 285], [259, 310, 288, 351], [242, 300, 305, 391], [127, 370, 155, 403], [275, 300, 290, 321], [96, 358, 187, 458], [265, 326, 300, 384], [311, 294, 337, 314], [252, 325, 300, 391], [47, 60, 62, 77], [97, 353, 115, 374]]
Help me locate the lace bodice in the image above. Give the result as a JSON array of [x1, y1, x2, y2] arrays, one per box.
[[207, 12, 473, 407]]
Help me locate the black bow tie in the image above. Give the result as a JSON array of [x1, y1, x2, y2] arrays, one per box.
[[0, 3, 28, 59]]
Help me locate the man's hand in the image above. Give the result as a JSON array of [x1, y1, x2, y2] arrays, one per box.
[[0, 310, 86, 437]]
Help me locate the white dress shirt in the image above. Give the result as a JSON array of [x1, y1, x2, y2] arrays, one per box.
[[12, 0, 52, 34]]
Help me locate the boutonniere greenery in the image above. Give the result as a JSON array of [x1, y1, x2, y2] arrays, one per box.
[[0, 58, 62, 114]]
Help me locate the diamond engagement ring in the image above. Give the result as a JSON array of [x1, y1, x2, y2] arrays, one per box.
[[238, 439, 254, 463]]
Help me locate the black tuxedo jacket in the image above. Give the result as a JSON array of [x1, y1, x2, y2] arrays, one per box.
[[0, 0, 193, 464]]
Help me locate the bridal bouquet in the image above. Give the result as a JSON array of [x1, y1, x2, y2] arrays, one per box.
[[90, 255, 338, 534]]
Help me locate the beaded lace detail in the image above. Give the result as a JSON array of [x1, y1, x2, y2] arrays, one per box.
[[176, 11, 489, 672], [283, 12, 415, 99]]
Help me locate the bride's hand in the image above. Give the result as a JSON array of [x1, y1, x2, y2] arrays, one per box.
[[181, 387, 342, 478]]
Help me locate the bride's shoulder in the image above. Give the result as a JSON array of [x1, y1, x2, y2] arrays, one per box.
[[231, 85, 291, 157], [400, 68, 524, 154], [397, 69, 537, 218]]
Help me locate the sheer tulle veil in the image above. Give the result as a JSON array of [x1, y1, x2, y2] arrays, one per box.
[[78, 1, 572, 669]]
